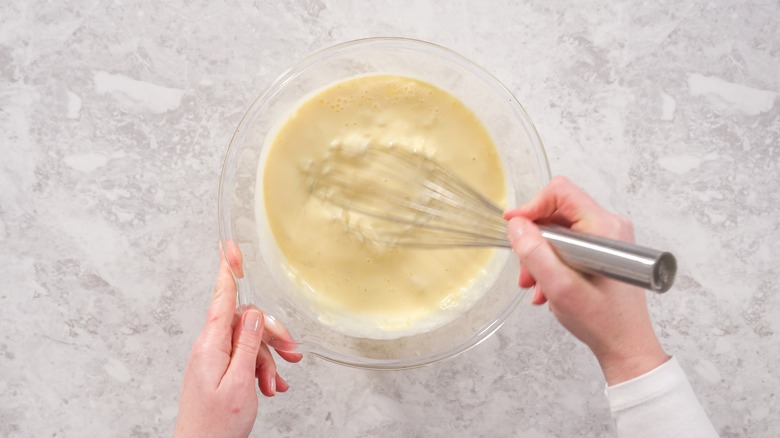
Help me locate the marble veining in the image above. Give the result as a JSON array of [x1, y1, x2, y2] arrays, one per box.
[[0, 1, 778, 436]]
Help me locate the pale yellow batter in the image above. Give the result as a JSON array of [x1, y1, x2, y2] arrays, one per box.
[[259, 75, 507, 338]]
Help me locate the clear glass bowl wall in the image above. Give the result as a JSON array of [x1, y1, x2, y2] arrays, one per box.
[[219, 38, 550, 369]]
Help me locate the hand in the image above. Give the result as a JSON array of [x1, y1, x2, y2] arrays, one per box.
[[504, 177, 668, 385], [175, 241, 303, 438]]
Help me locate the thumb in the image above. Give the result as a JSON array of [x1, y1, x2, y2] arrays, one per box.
[[507, 217, 583, 300], [227, 308, 265, 380]]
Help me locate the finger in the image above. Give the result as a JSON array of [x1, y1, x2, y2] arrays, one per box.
[[504, 176, 608, 227], [507, 217, 586, 301], [530, 284, 548, 305], [255, 342, 278, 397], [276, 350, 304, 363], [519, 267, 536, 289], [263, 315, 303, 363], [544, 211, 573, 228], [201, 245, 239, 346], [225, 308, 266, 383], [275, 372, 289, 393], [224, 239, 244, 279]]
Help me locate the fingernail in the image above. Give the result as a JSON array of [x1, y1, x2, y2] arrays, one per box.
[[269, 375, 276, 396], [244, 309, 263, 333], [508, 218, 527, 240]]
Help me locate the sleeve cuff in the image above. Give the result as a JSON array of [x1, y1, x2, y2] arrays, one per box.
[[605, 356, 686, 412]]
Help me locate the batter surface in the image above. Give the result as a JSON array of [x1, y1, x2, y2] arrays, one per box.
[[260, 74, 507, 338]]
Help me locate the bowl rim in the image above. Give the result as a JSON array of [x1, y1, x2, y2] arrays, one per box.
[[218, 36, 551, 369]]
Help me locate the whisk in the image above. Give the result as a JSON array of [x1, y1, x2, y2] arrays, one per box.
[[309, 146, 676, 293]]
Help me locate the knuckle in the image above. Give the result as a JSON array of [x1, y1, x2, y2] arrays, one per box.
[[611, 214, 635, 240], [257, 345, 278, 370], [235, 336, 261, 353], [549, 175, 570, 190], [516, 232, 546, 262], [260, 358, 277, 374], [551, 271, 578, 293], [614, 214, 631, 228], [205, 308, 221, 324], [547, 175, 570, 192], [203, 313, 227, 334]]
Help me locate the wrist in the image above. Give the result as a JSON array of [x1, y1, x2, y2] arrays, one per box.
[[595, 338, 669, 386]]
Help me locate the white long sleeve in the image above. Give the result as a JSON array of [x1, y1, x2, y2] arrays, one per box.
[[605, 357, 719, 437]]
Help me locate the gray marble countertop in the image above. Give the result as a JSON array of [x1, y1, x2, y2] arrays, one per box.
[[1, 1, 778, 436]]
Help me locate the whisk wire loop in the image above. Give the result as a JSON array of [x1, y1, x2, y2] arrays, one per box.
[[309, 146, 509, 248]]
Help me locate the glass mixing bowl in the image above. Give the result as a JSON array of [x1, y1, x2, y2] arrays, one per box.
[[218, 37, 550, 369]]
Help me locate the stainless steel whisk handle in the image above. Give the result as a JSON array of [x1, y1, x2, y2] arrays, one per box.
[[538, 225, 677, 293]]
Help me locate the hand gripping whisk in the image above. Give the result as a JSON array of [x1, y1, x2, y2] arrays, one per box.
[[309, 146, 676, 293]]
